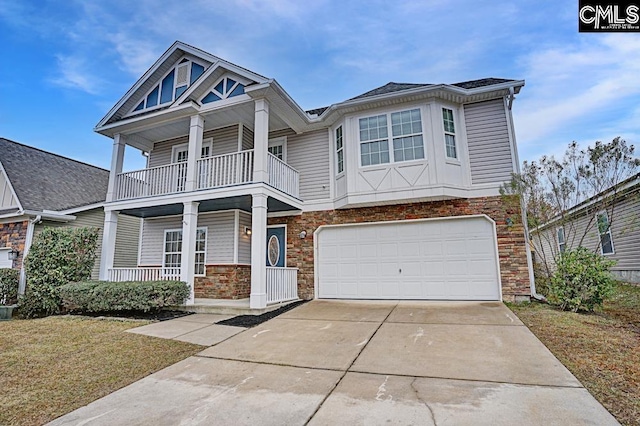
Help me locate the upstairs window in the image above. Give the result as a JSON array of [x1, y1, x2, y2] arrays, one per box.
[[557, 227, 566, 253], [336, 126, 344, 174], [358, 108, 424, 166], [201, 76, 246, 104], [442, 108, 457, 159], [268, 137, 286, 161], [596, 211, 614, 255], [132, 58, 205, 114]]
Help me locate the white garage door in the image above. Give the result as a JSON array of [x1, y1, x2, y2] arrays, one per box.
[[317, 216, 501, 300]]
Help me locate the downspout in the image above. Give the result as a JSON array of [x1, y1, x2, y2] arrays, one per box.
[[507, 86, 546, 302], [18, 215, 41, 296]]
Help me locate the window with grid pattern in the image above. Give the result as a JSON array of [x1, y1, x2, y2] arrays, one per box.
[[391, 109, 424, 162], [163, 228, 207, 275], [596, 212, 614, 255], [359, 114, 390, 166], [336, 126, 344, 173], [442, 108, 457, 159]]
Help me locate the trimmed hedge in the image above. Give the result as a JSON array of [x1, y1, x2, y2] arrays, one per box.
[[0, 268, 19, 305], [59, 280, 190, 313]]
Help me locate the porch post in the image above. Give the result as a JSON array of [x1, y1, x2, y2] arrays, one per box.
[[181, 201, 199, 305], [99, 210, 119, 280], [250, 193, 268, 309], [185, 115, 204, 192], [106, 134, 125, 202], [253, 99, 269, 183]]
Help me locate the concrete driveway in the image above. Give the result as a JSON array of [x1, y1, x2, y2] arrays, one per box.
[[49, 301, 619, 425]]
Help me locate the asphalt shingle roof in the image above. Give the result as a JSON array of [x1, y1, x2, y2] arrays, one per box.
[[0, 138, 109, 212]]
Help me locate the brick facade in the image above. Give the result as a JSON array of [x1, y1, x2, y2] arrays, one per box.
[[194, 264, 251, 299], [268, 196, 531, 302], [0, 221, 28, 270]]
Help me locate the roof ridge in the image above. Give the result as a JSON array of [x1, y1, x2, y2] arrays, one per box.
[[0, 137, 108, 173]]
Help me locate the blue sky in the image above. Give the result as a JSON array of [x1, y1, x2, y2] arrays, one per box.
[[1, 0, 639, 171]]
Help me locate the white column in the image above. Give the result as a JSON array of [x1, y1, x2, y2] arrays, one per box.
[[250, 193, 268, 309], [106, 134, 126, 202], [185, 115, 204, 192], [99, 210, 119, 280], [253, 99, 270, 183], [181, 201, 199, 305]]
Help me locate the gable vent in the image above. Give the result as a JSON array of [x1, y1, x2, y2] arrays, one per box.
[[176, 63, 189, 86]]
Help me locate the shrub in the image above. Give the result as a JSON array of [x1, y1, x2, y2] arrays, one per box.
[[59, 280, 190, 313], [0, 268, 19, 305], [547, 247, 616, 312], [20, 227, 99, 318]]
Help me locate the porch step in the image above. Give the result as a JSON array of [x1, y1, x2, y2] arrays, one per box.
[[170, 298, 301, 316]]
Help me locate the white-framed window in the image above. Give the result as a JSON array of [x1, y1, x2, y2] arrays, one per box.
[[557, 227, 566, 253], [130, 58, 205, 114], [163, 227, 207, 276], [171, 139, 213, 163], [358, 108, 424, 166], [268, 137, 287, 161], [201, 75, 247, 104], [596, 211, 615, 255], [335, 126, 344, 174], [442, 108, 457, 159]]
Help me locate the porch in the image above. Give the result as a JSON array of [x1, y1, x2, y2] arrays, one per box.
[[115, 150, 299, 201], [107, 266, 299, 306]]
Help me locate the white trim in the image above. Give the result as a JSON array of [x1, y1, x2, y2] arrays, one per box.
[[267, 224, 287, 267], [504, 96, 520, 174], [237, 124, 244, 151], [57, 202, 105, 215], [0, 160, 23, 212], [441, 107, 458, 160], [328, 127, 336, 199], [556, 226, 566, 253], [137, 218, 144, 268], [233, 210, 239, 264], [313, 214, 502, 302], [162, 226, 208, 276], [171, 139, 212, 162], [333, 125, 344, 176]]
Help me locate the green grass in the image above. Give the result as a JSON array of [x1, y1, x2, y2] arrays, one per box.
[[0, 316, 202, 426], [510, 283, 640, 426]]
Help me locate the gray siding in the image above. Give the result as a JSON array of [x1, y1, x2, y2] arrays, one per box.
[[147, 125, 240, 168], [464, 99, 514, 185], [269, 129, 296, 139], [34, 208, 140, 280], [287, 129, 330, 200], [533, 190, 640, 273], [242, 126, 254, 150], [0, 167, 18, 210], [139, 211, 236, 265], [238, 211, 252, 264]]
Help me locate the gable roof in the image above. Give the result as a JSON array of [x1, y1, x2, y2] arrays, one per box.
[[0, 138, 109, 212]]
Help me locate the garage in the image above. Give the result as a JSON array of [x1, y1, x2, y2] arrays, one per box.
[[316, 216, 501, 300]]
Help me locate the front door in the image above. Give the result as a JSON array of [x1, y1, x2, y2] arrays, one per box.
[[266, 226, 286, 267]]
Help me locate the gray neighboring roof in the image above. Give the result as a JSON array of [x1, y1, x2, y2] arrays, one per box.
[[349, 82, 433, 101], [452, 78, 516, 89], [0, 138, 109, 212]]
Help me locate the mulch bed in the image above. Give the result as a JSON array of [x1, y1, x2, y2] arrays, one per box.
[[69, 310, 195, 321], [217, 300, 306, 328]]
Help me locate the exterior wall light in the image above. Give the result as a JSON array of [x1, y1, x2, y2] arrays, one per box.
[[9, 248, 20, 260], [299, 230, 307, 239], [244, 227, 252, 236]]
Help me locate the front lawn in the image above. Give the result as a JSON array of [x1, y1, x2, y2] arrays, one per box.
[[0, 316, 202, 426], [510, 283, 640, 426]]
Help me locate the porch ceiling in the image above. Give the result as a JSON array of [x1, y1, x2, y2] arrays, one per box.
[[123, 101, 292, 152], [120, 195, 299, 218]]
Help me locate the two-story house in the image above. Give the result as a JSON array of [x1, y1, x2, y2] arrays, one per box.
[[96, 41, 532, 309]]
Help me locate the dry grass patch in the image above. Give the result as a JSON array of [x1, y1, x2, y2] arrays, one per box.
[[510, 283, 640, 426], [0, 316, 202, 426]]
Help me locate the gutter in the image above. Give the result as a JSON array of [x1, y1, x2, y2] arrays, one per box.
[[18, 215, 41, 295]]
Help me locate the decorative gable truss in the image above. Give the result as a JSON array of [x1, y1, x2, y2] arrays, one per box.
[[128, 56, 207, 116], [201, 75, 247, 104]]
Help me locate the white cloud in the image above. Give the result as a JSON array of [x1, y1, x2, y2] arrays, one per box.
[[49, 55, 103, 95]]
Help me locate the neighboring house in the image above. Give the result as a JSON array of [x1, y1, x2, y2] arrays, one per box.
[[95, 41, 532, 309], [531, 173, 640, 283], [0, 138, 140, 293]]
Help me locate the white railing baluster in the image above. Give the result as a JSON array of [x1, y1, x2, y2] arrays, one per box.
[[108, 267, 182, 282], [265, 267, 298, 304], [267, 153, 299, 198]]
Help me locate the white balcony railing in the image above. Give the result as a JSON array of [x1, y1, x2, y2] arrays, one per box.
[[108, 267, 182, 282], [116, 163, 187, 200], [267, 153, 300, 198], [114, 149, 299, 201], [266, 267, 298, 304], [197, 150, 254, 189]]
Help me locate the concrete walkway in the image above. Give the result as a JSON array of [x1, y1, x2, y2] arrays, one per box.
[[49, 301, 619, 426]]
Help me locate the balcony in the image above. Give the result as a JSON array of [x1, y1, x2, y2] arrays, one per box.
[[114, 150, 299, 201]]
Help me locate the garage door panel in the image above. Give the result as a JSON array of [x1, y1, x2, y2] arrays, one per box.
[[317, 217, 500, 300]]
